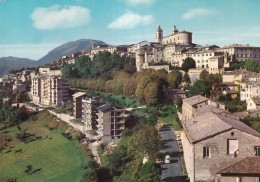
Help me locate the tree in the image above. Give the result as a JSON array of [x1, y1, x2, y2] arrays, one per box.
[[167, 70, 182, 88], [144, 81, 160, 106], [138, 160, 161, 182], [199, 70, 210, 81], [244, 59, 260, 72], [183, 72, 191, 84], [187, 80, 211, 97], [174, 98, 183, 113], [181, 57, 196, 71]]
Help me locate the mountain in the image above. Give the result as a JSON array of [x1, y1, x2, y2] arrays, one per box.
[[0, 39, 106, 76], [1, 56, 36, 64], [0, 57, 35, 76], [37, 39, 106, 65]]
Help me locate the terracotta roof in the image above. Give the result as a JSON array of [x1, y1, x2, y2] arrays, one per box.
[[183, 95, 209, 106], [217, 157, 260, 175], [182, 111, 260, 143]]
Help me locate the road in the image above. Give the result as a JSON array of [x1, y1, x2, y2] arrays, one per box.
[[160, 124, 185, 182]]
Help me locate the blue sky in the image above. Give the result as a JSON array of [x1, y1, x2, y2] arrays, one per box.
[[0, 0, 260, 60]]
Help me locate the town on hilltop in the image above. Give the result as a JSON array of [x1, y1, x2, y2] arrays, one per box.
[[1, 25, 260, 182]]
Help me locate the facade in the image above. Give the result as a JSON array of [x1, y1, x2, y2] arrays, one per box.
[[31, 76, 41, 104], [246, 97, 260, 110], [72, 92, 87, 119], [181, 96, 260, 182], [218, 44, 260, 62], [82, 97, 103, 131], [96, 103, 125, 144], [40, 77, 70, 107]]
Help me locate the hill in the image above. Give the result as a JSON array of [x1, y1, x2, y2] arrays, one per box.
[[0, 58, 35, 76], [37, 39, 106, 65], [0, 39, 106, 76]]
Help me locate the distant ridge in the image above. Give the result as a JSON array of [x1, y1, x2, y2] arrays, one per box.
[[37, 39, 106, 65], [0, 39, 106, 76]]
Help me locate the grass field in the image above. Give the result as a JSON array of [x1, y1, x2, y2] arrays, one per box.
[[0, 112, 89, 182], [134, 105, 182, 131]]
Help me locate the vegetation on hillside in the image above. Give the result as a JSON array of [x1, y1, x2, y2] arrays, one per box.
[[242, 117, 260, 132], [98, 123, 161, 182], [230, 59, 260, 72], [218, 94, 246, 112], [181, 58, 196, 72]]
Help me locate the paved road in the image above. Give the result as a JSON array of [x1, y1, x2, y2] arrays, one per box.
[[160, 124, 185, 182]]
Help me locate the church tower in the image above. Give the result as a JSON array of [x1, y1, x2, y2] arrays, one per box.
[[156, 25, 163, 43]]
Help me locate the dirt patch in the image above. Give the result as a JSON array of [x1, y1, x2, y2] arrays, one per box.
[[26, 124, 47, 136]]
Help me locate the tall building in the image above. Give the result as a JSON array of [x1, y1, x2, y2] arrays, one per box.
[[82, 97, 103, 131], [96, 103, 125, 144]]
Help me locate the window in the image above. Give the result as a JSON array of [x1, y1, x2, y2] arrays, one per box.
[[203, 147, 209, 158], [227, 139, 238, 154], [255, 146, 260, 156]]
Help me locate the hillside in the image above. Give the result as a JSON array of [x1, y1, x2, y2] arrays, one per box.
[[0, 58, 34, 76], [37, 39, 106, 65], [0, 39, 106, 76]]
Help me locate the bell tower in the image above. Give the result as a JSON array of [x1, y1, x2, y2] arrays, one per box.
[[156, 25, 163, 43]]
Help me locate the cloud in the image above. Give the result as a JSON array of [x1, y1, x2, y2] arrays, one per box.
[[182, 8, 217, 20], [108, 11, 153, 29], [123, 0, 156, 5], [30, 5, 90, 30]]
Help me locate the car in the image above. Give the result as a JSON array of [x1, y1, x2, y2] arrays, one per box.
[[165, 155, 171, 164]]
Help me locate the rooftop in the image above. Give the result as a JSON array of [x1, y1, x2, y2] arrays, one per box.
[[223, 69, 254, 76], [182, 111, 260, 143], [72, 92, 86, 98], [183, 95, 209, 106], [217, 157, 260, 175]]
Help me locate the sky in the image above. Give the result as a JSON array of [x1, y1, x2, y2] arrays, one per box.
[[0, 0, 260, 60]]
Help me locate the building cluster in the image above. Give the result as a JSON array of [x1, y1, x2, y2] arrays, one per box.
[[46, 25, 260, 75], [181, 95, 260, 182], [31, 67, 70, 107], [73, 92, 126, 144]]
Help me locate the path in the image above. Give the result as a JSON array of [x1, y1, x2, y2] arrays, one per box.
[[160, 124, 185, 182]]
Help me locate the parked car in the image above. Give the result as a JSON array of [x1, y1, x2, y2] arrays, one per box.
[[165, 155, 171, 164]]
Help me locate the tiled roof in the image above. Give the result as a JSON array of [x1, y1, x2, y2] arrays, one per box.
[[217, 157, 260, 175], [183, 95, 209, 106], [182, 111, 260, 143], [252, 97, 260, 105]]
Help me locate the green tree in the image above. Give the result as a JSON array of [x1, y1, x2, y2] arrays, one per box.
[[138, 160, 161, 182], [181, 57, 196, 71], [187, 80, 211, 97], [244, 59, 260, 72], [167, 70, 182, 88], [183, 72, 191, 84]]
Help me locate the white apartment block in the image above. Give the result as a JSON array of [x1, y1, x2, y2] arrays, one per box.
[[240, 73, 260, 101], [40, 76, 70, 107]]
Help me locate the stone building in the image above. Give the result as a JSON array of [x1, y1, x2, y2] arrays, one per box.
[[217, 157, 260, 182], [181, 95, 260, 182], [246, 97, 260, 110], [96, 103, 125, 144], [218, 44, 260, 62], [182, 95, 209, 120]]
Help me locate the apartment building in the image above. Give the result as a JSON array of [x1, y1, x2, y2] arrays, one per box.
[[40, 76, 70, 107], [96, 103, 125, 144], [82, 97, 103, 131], [31, 76, 41, 104], [181, 95, 260, 182], [72, 92, 87, 119]]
